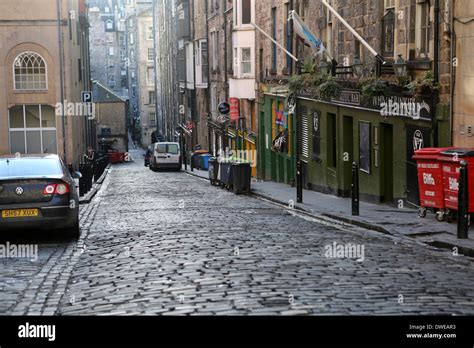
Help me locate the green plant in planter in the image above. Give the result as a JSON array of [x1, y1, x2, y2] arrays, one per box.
[[289, 74, 305, 93], [360, 78, 390, 99], [289, 72, 325, 94], [300, 60, 317, 74], [406, 71, 439, 96], [317, 76, 342, 100]]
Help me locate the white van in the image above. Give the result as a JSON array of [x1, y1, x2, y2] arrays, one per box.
[[149, 142, 182, 171]]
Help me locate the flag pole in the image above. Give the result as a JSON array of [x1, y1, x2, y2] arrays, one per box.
[[252, 22, 299, 63], [321, 0, 386, 65]]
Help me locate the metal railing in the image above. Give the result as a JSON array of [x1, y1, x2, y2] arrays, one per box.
[[77, 156, 109, 197]]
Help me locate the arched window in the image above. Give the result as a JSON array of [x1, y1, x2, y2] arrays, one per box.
[[13, 52, 47, 90]]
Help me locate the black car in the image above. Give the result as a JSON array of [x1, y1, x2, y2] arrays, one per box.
[[0, 155, 81, 238]]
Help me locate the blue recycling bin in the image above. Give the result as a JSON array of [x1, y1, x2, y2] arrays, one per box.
[[199, 154, 212, 171]]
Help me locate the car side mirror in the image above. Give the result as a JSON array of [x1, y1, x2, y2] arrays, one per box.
[[73, 171, 82, 179]]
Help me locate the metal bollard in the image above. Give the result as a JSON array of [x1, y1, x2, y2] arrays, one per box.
[[85, 163, 92, 193], [457, 161, 469, 239], [352, 162, 360, 216], [297, 160, 303, 204], [78, 163, 85, 197]]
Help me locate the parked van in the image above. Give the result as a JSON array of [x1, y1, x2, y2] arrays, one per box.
[[149, 142, 182, 171]]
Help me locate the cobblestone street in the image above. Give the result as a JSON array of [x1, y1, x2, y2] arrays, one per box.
[[1, 152, 474, 316]]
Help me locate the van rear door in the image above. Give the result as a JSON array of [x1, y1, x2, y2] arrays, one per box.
[[167, 144, 180, 165], [155, 143, 180, 166]]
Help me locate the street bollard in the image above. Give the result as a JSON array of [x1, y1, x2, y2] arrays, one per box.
[[352, 162, 360, 216], [78, 162, 85, 197], [85, 162, 92, 193], [297, 160, 303, 204], [457, 161, 469, 239]]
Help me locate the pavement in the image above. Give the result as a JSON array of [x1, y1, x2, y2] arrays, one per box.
[[2, 150, 474, 316], [183, 166, 474, 257]]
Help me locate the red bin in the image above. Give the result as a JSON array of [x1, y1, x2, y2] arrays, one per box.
[[439, 149, 474, 216], [413, 148, 450, 220]]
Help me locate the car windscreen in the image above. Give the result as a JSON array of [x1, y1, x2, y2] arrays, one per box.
[[0, 158, 63, 179]]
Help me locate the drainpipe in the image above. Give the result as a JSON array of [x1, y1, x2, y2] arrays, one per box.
[[223, 3, 229, 153], [205, 0, 212, 154], [450, 0, 456, 146], [191, 0, 198, 151], [205, 0, 212, 156], [57, 0, 67, 163], [433, 0, 440, 147], [152, 0, 159, 137]]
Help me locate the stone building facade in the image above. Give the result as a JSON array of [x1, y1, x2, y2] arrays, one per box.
[[155, 0, 179, 143], [452, 0, 474, 147], [191, 0, 210, 152], [88, 0, 129, 99], [256, 0, 452, 206], [136, 6, 155, 147], [206, 0, 233, 156], [0, 0, 93, 167]]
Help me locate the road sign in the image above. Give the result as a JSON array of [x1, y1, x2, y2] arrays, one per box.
[[82, 91, 92, 103], [218, 102, 230, 115]]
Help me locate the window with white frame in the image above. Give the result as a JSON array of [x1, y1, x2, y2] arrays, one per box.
[[385, 0, 395, 9], [8, 105, 57, 154], [195, 40, 208, 86], [241, 47, 252, 75], [234, 0, 253, 26], [109, 47, 114, 56], [148, 48, 154, 61], [146, 26, 154, 40], [149, 91, 156, 105], [14, 52, 47, 91], [241, 0, 252, 24], [147, 67, 155, 85], [417, 0, 431, 58], [326, 0, 334, 23], [106, 19, 114, 30], [149, 110, 156, 127], [130, 33, 134, 45], [201, 41, 208, 84]]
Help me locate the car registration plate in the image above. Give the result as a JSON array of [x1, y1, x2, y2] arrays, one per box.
[[1, 209, 39, 218]]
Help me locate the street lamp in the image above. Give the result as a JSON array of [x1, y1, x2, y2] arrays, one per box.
[[319, 59, 330, 75], [394, 54, 408, 78], [352, 57, 364, 78]]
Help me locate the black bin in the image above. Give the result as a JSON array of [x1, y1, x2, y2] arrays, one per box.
[[219, 161, 234, 190], [209, 157, 219, 186], [232, 162, 252, 194]]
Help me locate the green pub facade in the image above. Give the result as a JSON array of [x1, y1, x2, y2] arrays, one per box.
[[259, 85, 450, 207], [259, 86, 297, 186]]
